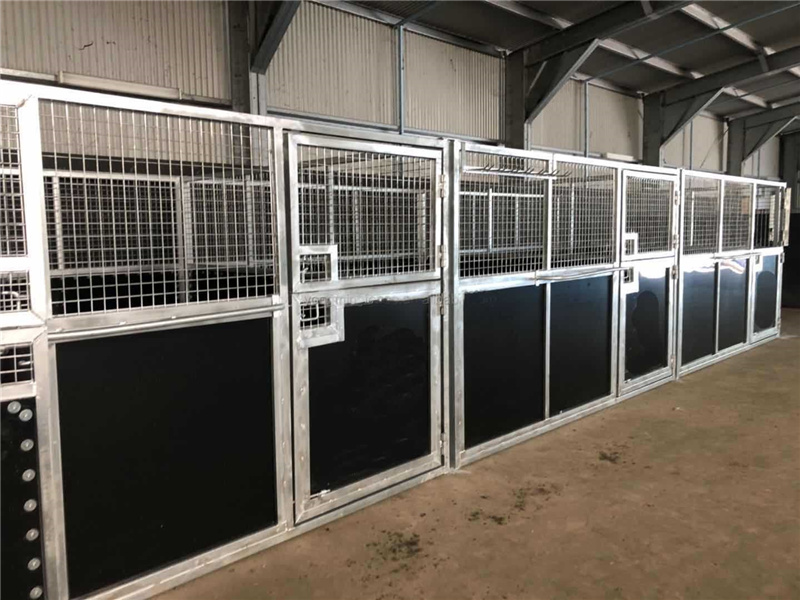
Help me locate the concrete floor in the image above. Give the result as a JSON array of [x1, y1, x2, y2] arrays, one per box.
[[159, 310, 800, 600]]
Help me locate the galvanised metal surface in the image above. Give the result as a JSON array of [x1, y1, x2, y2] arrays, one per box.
[[0, 80, 791, 600]]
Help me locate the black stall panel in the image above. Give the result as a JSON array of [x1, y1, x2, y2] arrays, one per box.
[[681, 263, 716, 364], [464, 286, 544, 448], [57, 320, 277, 598], [754, 255, 778, 333], [309, 300, 431, 494], [550, 276, 612, 415], [625, 265, 669, 381], [2, 398, 46, 600], [718, 259, 748, 350]]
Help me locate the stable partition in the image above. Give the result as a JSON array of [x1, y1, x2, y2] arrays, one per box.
[[0, 79, 791, 600], [677, 171, 788, 376], [450, 143, 682, 468]]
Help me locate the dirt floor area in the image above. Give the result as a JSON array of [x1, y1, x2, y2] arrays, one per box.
[[158, 310, 800, 600]]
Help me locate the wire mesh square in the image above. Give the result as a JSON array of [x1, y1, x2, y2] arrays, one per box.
[[754, 185, 781, 248], [682, 176, 720, 255], [0, 105, 26, 257], [721, 181, 753, 251], [299, 299, 332, 330], [459, 151, 547, 278], [0, 272, 30, 312], [0, 343, 34, 385], [551, 162, 616, 268], [296, 144, 436, 280], [39, 100, 278, 317], [624, 176, 673, 255]]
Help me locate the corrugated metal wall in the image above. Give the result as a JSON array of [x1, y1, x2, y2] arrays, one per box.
[[0, 0, 230, 101], [663, 114, 727, 172], [527, 80, 642, 159], [256, 2, 502, 139], [256, 2, 397, 125], [404, 31, 502, 139], [742, 137, 780, 178]]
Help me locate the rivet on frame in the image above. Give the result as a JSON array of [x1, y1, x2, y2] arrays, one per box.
[[27, 557, 41, 571], [23, 499, 38, 512], [26, 528, 40, 542], [29, 586, 43, 599], [19, 409, 34, 422], [8, 401, 22, 414], [22, 469, 36, 482], [20, 439, 34, 452]]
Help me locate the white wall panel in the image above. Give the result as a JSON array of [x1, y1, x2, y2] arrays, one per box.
[[404, 31, 502, 140], [742, 136, 780, 178], [259, 2, 397, 126], [528, 79, 584, 153], [1, 1, 230, 101], [663, 114, 727, 172]]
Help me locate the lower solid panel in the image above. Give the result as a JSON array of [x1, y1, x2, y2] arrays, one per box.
[[624, 265, 669, 382], [308, 300, 431, 495], [754, 255, 778, 332], [57, 320, 277, 598], [463, 286, 545, 449], [718, 258, 748, 350], [550, 276, 612, 415], [1, 398, 46, 600], [681, 263, 716, 364]]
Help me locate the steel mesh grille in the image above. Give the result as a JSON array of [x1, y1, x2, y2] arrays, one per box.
[[459, 151, 547, 278], [0, 105, 26, 257], [299, 299, 331, 330], [296, 145, 436, 280], [754, 185, 781, 248], [0, 343, 34, 385], [551, 162, 616, 268], [39, 100, 278, 317], [0, 272, 30, 312], [683, 176, 720, 255], [722, 181, 752, 251], [624, 176, 672, 255]]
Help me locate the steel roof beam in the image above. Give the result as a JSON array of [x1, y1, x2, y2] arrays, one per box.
[[252, 1, 300, 73], [518, 1, 689, 62], [727, 102, 800, 174], [680, 4, 800, 80]]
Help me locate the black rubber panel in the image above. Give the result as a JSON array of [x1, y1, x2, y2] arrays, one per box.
[[681, 263, 717, 365], [57, 320, 277, 598], [550, 276, 612, 415], [464, 286, 545, 449], [2, 398, 46, 600], [309, 300, 431, 494], [754, 255, 778, 332], [718, 258, 749, 350], [625, 265, 669, 382]]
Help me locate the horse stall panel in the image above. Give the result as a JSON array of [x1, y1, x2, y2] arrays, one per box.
[[308, 300, 431, 493], [549, 275, 613, 415], [622, 263, 670, 384], [56, 319, 277, 598], [718, 258, 749, 351], [459, 150, 548, 278], [622, 172, 676, 259], [754, 254, 779, 333], [294, 292, 440, 522], [681, 262, 716, 365], [2, 398, 46, 600], [290, 135, 442, 289], [463, 285, 545, 448], [38, 100, 279, 323]]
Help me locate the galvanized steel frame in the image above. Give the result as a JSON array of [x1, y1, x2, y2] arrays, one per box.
[[0, 80, 791, 600]]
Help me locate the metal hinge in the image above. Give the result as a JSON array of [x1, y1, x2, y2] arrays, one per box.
[[671, 265, 678, 280], [439, 433, 446, 455], [438, 173, 447, 199], [780, 253, 785, 264], [674, 189, 680, 206], [438, 244, 448, 269], [670, 354, 675, 369], [436, 295, 446, 316], [672, 233, 679, 249]]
